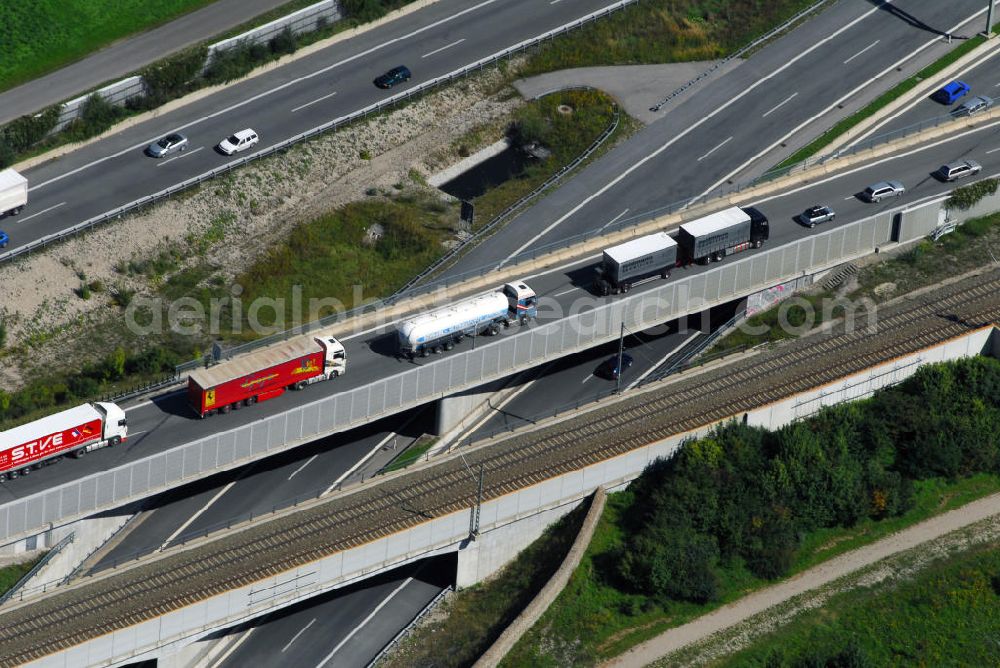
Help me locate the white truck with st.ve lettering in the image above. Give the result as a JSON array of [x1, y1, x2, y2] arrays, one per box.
[[0, 168, 27, 218], [0, 402, 127, 481]]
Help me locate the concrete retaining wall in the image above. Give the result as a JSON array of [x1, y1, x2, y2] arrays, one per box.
[[205, 1, 342, 68], [473, 488, 607, 668]]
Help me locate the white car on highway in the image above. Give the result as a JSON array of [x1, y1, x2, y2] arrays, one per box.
[[217, 129, 259, 155]]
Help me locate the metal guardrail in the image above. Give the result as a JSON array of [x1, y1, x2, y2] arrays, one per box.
[[0, 0, 640, 269], [368, 584, 453, 668], [0, 533, 74, 606]]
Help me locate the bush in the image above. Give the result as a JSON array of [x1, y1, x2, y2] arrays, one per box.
[[61, 94, 124, 142], [947, 178, 999, 211], [612, 357, 1000, 601], [269, 27, 297, 56], [140, 46, 207, 106], [0, 106, 59, 167], [342, 0, 391, 22]]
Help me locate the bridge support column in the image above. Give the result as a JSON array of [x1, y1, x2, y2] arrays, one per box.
[[455, 499, 585, 588], [990, 327, 1000, 359], [434, 377, 514, 441]]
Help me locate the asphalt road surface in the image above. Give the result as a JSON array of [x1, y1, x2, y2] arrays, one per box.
[[5, 111, 1000, 503], [3, 0, 623, 255]]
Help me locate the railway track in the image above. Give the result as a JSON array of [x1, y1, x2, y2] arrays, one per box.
[[1, 269, 998, 666]]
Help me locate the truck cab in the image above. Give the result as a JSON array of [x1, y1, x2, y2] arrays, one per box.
[[94, 402, 128, 445], [503, 281, 537, 323], [742, 206, 769, 246], [317, 336, 346, 378]]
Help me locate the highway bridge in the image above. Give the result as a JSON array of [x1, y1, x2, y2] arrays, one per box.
[[2, 260, 998, 668], [4, 114, 999, 545]]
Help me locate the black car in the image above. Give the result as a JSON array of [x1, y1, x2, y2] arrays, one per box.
[[374, 65, 412, 89], [597, 353, 634, 380], [797, 205, 835, 228]]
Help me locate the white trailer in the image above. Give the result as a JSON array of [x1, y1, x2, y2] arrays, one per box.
[[397, 282, 538, 357], [0, 169, 27, 218], [594, 232, 678, 295]]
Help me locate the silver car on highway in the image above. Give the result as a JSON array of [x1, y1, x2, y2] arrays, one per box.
[[146, 133, 189, 158]]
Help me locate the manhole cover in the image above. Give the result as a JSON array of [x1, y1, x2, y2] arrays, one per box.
[[557, 104, 573, 115]]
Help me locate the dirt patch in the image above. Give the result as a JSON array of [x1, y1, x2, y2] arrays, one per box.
[[0, 66, 524, 389]]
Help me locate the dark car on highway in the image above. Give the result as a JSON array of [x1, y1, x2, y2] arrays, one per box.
[[597, 352, 634, 380], [374, 65, 412, 89], [797, 205, 836, 228]]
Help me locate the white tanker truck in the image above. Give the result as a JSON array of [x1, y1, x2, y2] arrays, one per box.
[[397, 281, 537, 358]]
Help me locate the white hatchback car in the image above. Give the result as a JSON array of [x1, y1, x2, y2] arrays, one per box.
[[217, 129, 259, 155]]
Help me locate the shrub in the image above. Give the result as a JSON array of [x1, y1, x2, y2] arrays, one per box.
[[947, 178, 999, 211], [269, 27, 297, 56], [342, 0, 390, 22], [0, 106, 59, 167], [140, 46, 207, 105]]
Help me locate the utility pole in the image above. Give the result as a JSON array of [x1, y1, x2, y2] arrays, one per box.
[[988, 0, 996, 37], [469, 463, 484, 540], [615, 322, 625, 395]]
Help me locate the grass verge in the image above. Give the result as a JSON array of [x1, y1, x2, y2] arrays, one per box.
[[0, 556, 42, 597], [0, 0, 216, 93], [380, 502, 588, 668], [519, 0, 821, 77], [708, 534, 1000, 666], [777, 34, 986, 169], [382, 435, 437, 473]]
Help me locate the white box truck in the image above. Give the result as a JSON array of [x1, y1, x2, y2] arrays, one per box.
[[594, 232, 678, 296], [0, 168, 27, 218]]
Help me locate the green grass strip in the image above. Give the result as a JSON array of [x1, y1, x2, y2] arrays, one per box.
[[777, 34, 986, 169]]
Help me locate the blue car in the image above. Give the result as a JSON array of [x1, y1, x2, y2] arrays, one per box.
[[0, 229, 8, 248], [932, 80, 970, 105]]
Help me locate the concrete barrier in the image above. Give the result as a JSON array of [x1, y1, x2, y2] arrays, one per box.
[[473, 487, 607, 668]]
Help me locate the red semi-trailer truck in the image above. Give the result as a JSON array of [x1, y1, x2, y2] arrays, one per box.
[[187, 334, 346, 417], [0, 402, 128, 481]]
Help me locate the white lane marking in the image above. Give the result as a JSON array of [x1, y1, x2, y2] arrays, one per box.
[[288, 454, 318, 480], [422, 38, 466, 58], [550, 0, 564, 4], [626, 331, 701, 390], [16, 202, 66, 223], [30, 0, 506, 192], [987, 147, 1000, 154], [761, 92, 798, 118], [159, 481, 236, 550], [581, 373, 593, 384], [694, 6, 993, 201], [995, 82, 1000, 87], [496, 1, 892, 265], [291, 91, 338, 113], [125, 388, 185, 411], [753, 118, 1000, 204], [323, 415, 417, 495], [155, 146, 203, 166], [599, 208, 629, 232], [843, 39, 880, 64], [126, 430, 146, 439], [282, 618, 317, 653], [316, 577, 414, 667], [551, 287, 577, 298], [696, 136, 733, 162], [211, 628, 255, 667]]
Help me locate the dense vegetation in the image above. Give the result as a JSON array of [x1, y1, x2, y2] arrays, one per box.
[[720, 540, 1000, 667], [521, 0, 819, 77], [506, 356, 1000, 665], [0, 343, 191, 428]]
